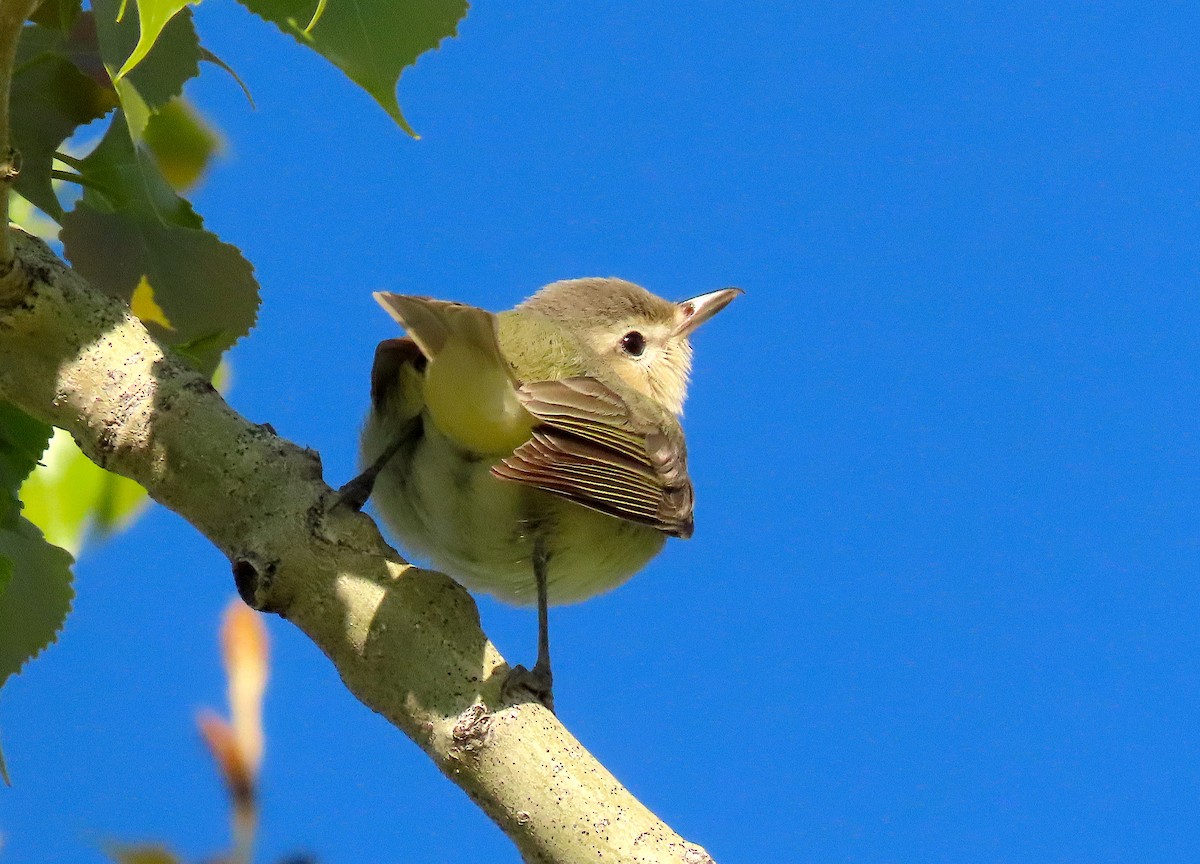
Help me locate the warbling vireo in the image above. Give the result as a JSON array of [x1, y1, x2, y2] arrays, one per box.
[[343, 277, 739, 709]]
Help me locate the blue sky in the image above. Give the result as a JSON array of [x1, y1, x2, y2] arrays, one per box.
[[5, 2, 1200, 862]]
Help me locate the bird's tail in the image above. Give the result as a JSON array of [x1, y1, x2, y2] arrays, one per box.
[[373, 293, 534, 455]]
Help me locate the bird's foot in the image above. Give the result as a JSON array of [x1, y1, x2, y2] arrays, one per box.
[[502, 662, 555, 713]]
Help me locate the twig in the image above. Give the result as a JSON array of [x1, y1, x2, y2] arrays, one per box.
[[0, 0, 43, 270]]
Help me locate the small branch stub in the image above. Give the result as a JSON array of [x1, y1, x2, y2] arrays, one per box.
[[0, 145, 18, 185], [231, 556, 280, 614]]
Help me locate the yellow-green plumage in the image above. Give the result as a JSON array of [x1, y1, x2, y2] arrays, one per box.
[[360, 278, 738, 607]]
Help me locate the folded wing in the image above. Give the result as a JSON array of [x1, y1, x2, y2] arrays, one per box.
[[491, 377, 694, 539]]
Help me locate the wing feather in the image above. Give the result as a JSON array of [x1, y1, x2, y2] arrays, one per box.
[[491, 377, 695, 538]]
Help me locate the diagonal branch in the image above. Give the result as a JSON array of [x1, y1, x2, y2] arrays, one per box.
[[0, 228, 715, 864]]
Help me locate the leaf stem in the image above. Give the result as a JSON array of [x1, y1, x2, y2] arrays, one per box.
[[0, 0, 45, 272], [51, 150, 85, 169], [49, 169, 114, 208]]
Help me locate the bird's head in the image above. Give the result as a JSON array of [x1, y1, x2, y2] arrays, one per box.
[[521, 277, 741, 415]]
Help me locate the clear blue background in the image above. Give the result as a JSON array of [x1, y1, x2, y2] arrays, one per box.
[[5, 2, 1200, 862]]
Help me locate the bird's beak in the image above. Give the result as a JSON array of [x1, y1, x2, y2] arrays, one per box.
[[673, 287, 743, 337]]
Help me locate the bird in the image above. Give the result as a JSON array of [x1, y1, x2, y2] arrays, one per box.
[[342, 277, 740, 710]]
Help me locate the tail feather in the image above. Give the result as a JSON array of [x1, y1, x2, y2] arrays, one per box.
[[372, 292, 534, 455], [373, 293, 503, 367]]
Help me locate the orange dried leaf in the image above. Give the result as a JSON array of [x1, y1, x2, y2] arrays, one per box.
[[219, 599, 267, 776], [103, 842, 182, 864], [196, 709, 254, 809]]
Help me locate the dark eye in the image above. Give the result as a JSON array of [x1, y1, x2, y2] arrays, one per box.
[[620, 330, 646, 357]]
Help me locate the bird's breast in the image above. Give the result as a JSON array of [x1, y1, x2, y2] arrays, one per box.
[[363, 410, 664, 606]]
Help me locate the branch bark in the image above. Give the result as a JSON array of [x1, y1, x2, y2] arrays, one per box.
[[0, 229, 716, 864]]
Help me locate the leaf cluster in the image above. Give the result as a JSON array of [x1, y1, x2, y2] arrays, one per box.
[[0, 0, 467, 783], [18, 0, 254, 374]]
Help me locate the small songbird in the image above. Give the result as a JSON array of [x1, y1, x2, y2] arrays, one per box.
[[344, 277, 740, 709]]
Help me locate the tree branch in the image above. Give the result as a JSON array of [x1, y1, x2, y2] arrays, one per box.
[[0, 0, 41, 270], [0, 228, 716, 864]]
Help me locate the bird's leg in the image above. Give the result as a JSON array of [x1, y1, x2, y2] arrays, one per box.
[[532, 539, 554, 697], [503, 539, 555, 712], [336, 433, 407, 511]]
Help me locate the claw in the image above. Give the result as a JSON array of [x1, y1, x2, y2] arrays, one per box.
[[503, 663, 555, 713]]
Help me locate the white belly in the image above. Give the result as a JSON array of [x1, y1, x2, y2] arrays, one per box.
[[362, 411, 665, 606]]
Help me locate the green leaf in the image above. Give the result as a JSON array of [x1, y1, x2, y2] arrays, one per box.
[[61, 115, 258, 374], [63, 202, 258, 374], [62, 207, 258, 373], [123, 8, 200, 117], [20, 429, 149, 556], [171, 329, 230, 372], [0, 402, 53, 530], [92, 0, 201, 137], [234, 0, 468, 136], [0, 517, 75, 690], [93, 463, 150, 535], [10, 192, 62, 240], [112, 0, 197, 81], [10, 23, 119, 218], [142, 97, 222, 191], [0, 409, 73, 696], [29, 0, 83, 34], [72, 107, 201, 226]]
